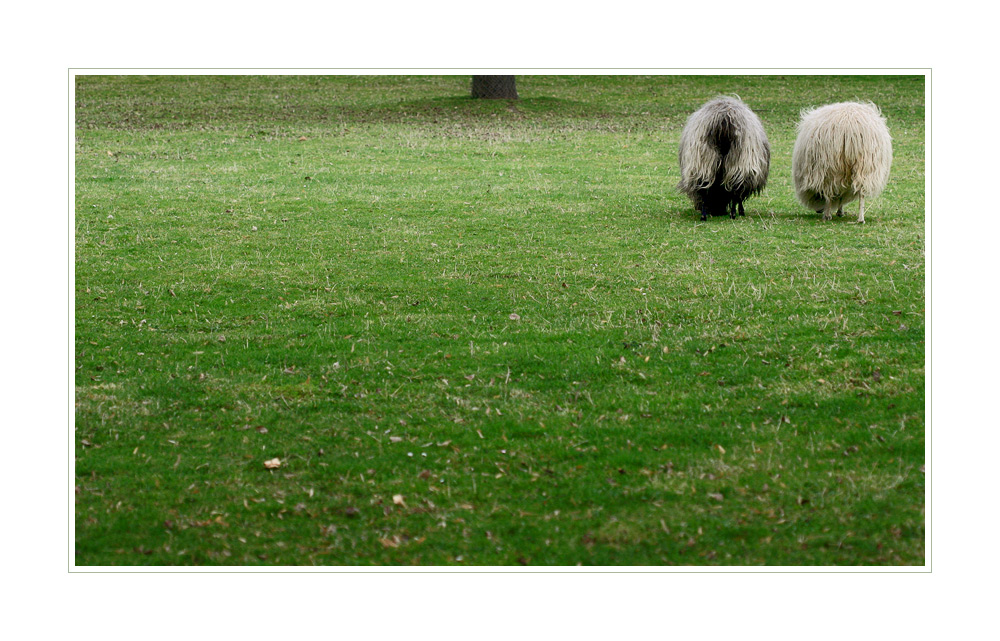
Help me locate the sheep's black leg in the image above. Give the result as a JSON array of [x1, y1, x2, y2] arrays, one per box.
[[836, 206, 844, 217], [738, 201, 745, 217], [700, 203, 708, 222], [729, 199, 736, 219]]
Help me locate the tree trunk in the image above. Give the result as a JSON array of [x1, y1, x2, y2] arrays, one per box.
[[471, 75, 518, 100]]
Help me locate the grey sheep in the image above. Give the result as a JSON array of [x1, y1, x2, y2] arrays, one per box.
[[677, 96, 771, 221]]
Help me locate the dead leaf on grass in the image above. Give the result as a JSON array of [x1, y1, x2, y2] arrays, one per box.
[[392, 494, 406, 506], [263, 458, 281, 469]]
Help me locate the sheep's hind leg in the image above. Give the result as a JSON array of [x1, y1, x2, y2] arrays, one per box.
[[729, 200, 737, 219], [738, 201, 745, 217], [822, 202, 833, 221], [700, 203, 708, 222], [857, 194, 865, 224], [836, 206, 844, 217]]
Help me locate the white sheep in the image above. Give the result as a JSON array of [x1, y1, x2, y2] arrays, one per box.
[[792, 101, 893, 224]]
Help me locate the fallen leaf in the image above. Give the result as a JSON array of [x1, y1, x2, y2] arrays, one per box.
[[264, 458, 281, 469], [708, 492, 724, 501], [389, 436, 403, 443], [298, 136, 308, 141], [509, 313, 521, 321], [392, 494, 406, 506]]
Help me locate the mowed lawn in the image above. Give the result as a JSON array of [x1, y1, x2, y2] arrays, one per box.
[[74, 75, 926, 566]]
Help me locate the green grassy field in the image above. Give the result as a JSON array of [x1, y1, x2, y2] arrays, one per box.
[[74, 75, 925, 566]]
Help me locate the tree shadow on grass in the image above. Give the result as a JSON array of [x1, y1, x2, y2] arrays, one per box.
[[338, 95, 604, 125], [78, 89, 620, 132]]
